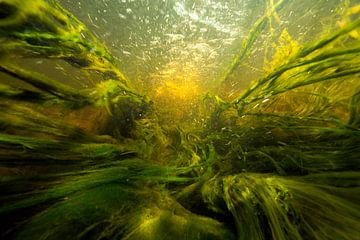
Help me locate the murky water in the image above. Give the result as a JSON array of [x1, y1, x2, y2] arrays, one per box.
[[0, 0, 360, 239]]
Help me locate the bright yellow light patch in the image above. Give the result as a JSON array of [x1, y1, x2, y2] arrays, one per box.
[[150, 78, 204, 125], [155, 79, 201, 101]]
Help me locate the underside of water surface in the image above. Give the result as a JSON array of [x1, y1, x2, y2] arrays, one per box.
[[0, 0, 360, 239]]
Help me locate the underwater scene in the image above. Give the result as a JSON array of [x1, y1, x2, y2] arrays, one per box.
[[0, 0, 360, 239]]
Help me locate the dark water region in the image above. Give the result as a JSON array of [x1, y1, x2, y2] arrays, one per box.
[[0, 0, 360, 239]]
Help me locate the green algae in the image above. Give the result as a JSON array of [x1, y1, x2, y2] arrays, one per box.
[[0, 0, 360, 240]]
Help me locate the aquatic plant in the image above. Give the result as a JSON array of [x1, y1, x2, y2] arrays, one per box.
[[0, 0, 359, 239]]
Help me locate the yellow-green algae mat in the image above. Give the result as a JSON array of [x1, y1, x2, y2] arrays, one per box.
[[0, 0, 360, 239]]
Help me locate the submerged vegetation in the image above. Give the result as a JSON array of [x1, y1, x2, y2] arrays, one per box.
[[0, 0, 359, 239]]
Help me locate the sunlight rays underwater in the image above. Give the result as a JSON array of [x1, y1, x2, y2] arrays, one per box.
[[0, 0, 360, 239]]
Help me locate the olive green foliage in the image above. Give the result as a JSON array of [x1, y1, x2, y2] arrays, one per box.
[[0, 0, 360, 240]]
